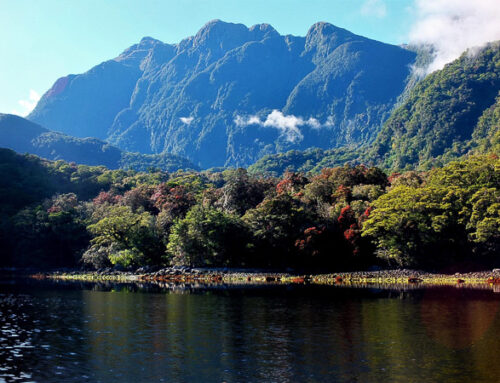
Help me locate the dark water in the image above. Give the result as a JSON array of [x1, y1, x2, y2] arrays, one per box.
[[1, 280, 500, 383]]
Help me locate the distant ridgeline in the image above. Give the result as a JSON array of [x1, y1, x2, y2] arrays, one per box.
[[0, 114, 198, 172], [28, 20, 417, 168], [250, 42, 500, 174]]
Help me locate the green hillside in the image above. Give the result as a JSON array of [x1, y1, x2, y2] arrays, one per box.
[[0, 113, 198, 172], [371, 42, 500, 169]]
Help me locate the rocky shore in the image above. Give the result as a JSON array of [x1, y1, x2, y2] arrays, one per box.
[[26, 267, 500, 288]]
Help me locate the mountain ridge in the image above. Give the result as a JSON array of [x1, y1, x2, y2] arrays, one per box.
[[29, 20, 416, 168]]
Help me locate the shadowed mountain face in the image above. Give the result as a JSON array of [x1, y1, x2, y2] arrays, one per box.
[[0, 114, 198, 172], [29, 20, 416, 168]]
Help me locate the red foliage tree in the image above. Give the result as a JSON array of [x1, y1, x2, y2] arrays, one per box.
[[151, 184, 196, 218], [93, 191, 121, 206], [276, 171, 308, 196], [337, 205, 355, 230]]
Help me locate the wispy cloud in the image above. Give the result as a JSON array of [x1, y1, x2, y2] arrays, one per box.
[[361, 0, 387, 18], [234, 110, 325, 143], [410, 0, 500, 73], [14, 89, 41, 116], [180, 116, 194, 125]]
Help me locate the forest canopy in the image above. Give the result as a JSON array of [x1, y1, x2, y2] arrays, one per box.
[[0, 148, 498, 271]]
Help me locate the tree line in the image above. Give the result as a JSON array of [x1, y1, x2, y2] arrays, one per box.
[[0, 148, 498, 271]]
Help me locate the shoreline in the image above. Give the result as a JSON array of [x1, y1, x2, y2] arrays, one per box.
[[23, 267, 500, 289]]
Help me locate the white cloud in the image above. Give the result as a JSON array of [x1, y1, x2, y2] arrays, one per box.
[[409, 64, 428, 80], [248, 116, 261, 125], [234, 115, 246, 127], [306, 117, 321, 129], [15, 89, 41, 117], [324, 116, 335, 127], [234, 110, 332, 143], [409, 0, 500, 73], [180, 116, 194, 125], [361, 0, 387, 19]]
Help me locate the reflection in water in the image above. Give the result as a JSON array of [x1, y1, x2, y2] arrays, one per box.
[[1, 280, 500, 382], [421, 288, 500, 350]]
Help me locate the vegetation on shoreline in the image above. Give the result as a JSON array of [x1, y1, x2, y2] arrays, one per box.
[[1, 148, 498, 272], [28, 268, 500, 290]]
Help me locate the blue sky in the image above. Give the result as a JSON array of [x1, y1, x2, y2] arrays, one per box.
[[0, 0, 417, 115]]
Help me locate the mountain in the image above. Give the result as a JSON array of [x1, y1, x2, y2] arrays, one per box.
[[0, 114, 198, 171], [29, 20, 416, 168], [249, 43, 500, 174], [371, 42, 500, 169]]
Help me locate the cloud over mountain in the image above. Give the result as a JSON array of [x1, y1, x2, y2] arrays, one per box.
[[410, 0, 500, 73], [236, 111, 322, 143], [180, 117, 194, 125], [14, 89, 40, 117]]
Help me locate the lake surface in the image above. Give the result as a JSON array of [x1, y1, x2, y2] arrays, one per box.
[[1, 279, 500, 383]]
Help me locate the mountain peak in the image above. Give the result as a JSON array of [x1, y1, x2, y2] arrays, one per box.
[[249, 23, 279, 36], [139, 36, 162, 46], [304, 22, 358, 55], [117, 36, 166, 64], [192, 19, 249, 47], [29, 19, 419, 168], [140, 36, 158, 43], [196, 19, 246, 36], [201, 19, 225, 28], [307, 22, 351, 38], [1, 113, 45, 128]]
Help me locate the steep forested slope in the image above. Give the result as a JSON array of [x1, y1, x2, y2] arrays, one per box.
[[371, 42, 500, 169]]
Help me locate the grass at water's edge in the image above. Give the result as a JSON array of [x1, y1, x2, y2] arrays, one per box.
[[29, 269, 500, 289]]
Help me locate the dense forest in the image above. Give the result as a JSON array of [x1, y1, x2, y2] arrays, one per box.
[[371, 43, 500, 169], [1, 147, 498, 272]]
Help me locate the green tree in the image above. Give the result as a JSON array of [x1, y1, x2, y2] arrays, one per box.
[[167, 205, 248, 267], [242, 194, 316, 267], [10, 193, 89, 268], [84, 205, 163, 268], [219, 168, 274, 215], [362, 185, 468, 267], [467, 187, 500, 253]]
